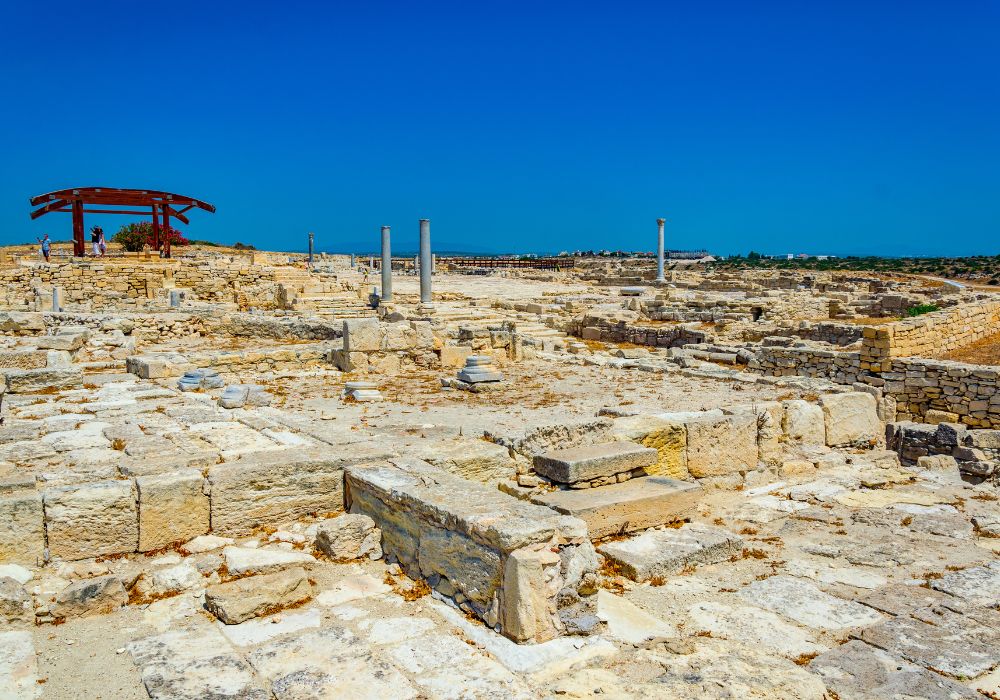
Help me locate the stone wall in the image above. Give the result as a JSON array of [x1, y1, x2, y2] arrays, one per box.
[[860, 299, 1000, 370], [345, 459, 597, 644], [331, 318, 437, 373], [750, 343, 1000, 428], [0, 260, 291, 311], [572, 314, 709, 348]]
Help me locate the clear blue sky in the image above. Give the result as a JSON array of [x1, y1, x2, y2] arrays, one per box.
[[1, 1, 997, 256]]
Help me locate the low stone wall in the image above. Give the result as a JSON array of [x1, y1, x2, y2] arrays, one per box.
[[331, 318, 437, 373], [0, 260, 290, 310], [860, 299, 1000, 370], [126, 342, 331, 379], [345, 459, 597, 644], [750, 344, 1000, 428], [0, 448, 391, 567], [886, 420, 998, 481], [572, 314, 709, 347]]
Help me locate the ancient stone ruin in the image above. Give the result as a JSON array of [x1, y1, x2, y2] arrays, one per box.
[[0, 248, 997, 698]]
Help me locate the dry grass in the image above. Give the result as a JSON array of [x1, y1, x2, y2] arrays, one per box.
[[937, 331, 1000, 366]]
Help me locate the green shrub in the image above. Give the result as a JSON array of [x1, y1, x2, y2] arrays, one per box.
[[905, 304, 939, 317]]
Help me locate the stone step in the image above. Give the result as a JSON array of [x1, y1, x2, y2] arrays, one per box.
[[529, 475, 700, 539], [533, 442, 657, 484], [596, 523, 743, 581]]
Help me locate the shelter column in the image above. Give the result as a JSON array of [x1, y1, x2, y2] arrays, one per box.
[[72, 200, 85, 257], [162, 206, 171, 257], [380, 226, 392, 302], [656, 218, 666, 282], [151, 206, 161, 251], [419, 218, 432, 304]]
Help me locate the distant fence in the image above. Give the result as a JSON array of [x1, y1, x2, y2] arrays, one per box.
[[437, 257, 571, 270]]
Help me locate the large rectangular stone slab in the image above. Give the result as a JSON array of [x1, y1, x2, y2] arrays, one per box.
[[345, 459, 591, 643], [0, 491, 44, 565], [856, 610, 1000, 679], [810, 640, 980, 700], [43, 480, 138, 560], [740, 575, 883, 632], [685, 412, 759, 477], [136, 469, 210, 552], [598, 523, 743, 581], [2, 368, 82, 393], [820, 392, 881, 447], [205, 567, 313, 624], [612, 415, 688, 479], [128, 626, 269, 699], [208, 449, 389, 537], [530, 475, 700, 539], [533, 442, 657, 484]]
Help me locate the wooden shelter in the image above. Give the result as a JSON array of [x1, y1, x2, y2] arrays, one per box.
[[30, 187, 215, 257]]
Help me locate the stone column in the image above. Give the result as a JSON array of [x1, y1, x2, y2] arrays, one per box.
[[656, 218, 666, 282], [52, 286, 62, 312], [380, 226, 392, 302], [419, 219, 432, 304], [169, 290, 181, 308], [307, 232, 314, 265], [350, 253, 356, 268]]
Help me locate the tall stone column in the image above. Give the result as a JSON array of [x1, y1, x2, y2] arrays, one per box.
[[380, 226, 392, 302], [419, 218, 432, 304], [656, 218, 666, 282], [307, 232, 314, 265]]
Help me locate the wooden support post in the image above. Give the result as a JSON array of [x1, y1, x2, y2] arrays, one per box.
[[72, 199, 85, 257], [162, 205, 171, 258], [151, 205, 160, 250]]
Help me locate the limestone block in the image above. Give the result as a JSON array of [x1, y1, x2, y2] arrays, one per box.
[[820, 392, 881, 447], [2, 368, 82, 393], [44, 480, 138, 560], [501, 545, 562, 643], [204, 567, 312, 624], [410, 320, 434, 349], [611, 415, 688, 479], [343, 318, 382, 353], [685, 413, 759, 478], [409, 439, 515, 484], [52, 575, 127, 619], [782, 400, 825, 445], [533, 442, 657, 484], [0, 491, 44, 565], [208, 449, 389, 536], [314, 514, 382, 560], [136, 469, 210, 552], [383, 322, 416, 351], [222, 546, 315, 576], [0, 577, 32, 623], [440, 345, 473, 368], [598, 523, 743, 581]]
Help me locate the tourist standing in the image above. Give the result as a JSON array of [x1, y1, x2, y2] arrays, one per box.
[[37, 234, 51, 262], [97, 228, 107, 257], [91, 226, 101, 256]]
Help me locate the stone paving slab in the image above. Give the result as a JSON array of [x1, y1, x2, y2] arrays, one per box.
[[856, 608, 1000, 679], [810, 640, 981, 700], [740, 575, 884, 631], [930, 561, 1000, 608], [598, 523, 743, 581], [530, 475, 700, 539], [128, 626, 270, 700], [533, 441, 657, 484]]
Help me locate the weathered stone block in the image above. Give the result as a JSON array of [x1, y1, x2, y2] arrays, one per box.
[[597, 523, 743, 581], [0, 491, 44, 565], [820, 392, 881, 447], [439, 345, 473, 368], [207, 448, 389, 536], [53, 575, 127, 619], [343, 318, 382, 353], [782, 400, 825, 445], [531, 475, 700, 539], [136, 469, 209, 552], [685, 413, 758, 477], [612, 415, 687, 479], [534, 442, 657, 484], [44, 480, 138, 560], [205, 567, 312, 624], [314, 514, 382, 560], [2, 368, 82, 393]]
